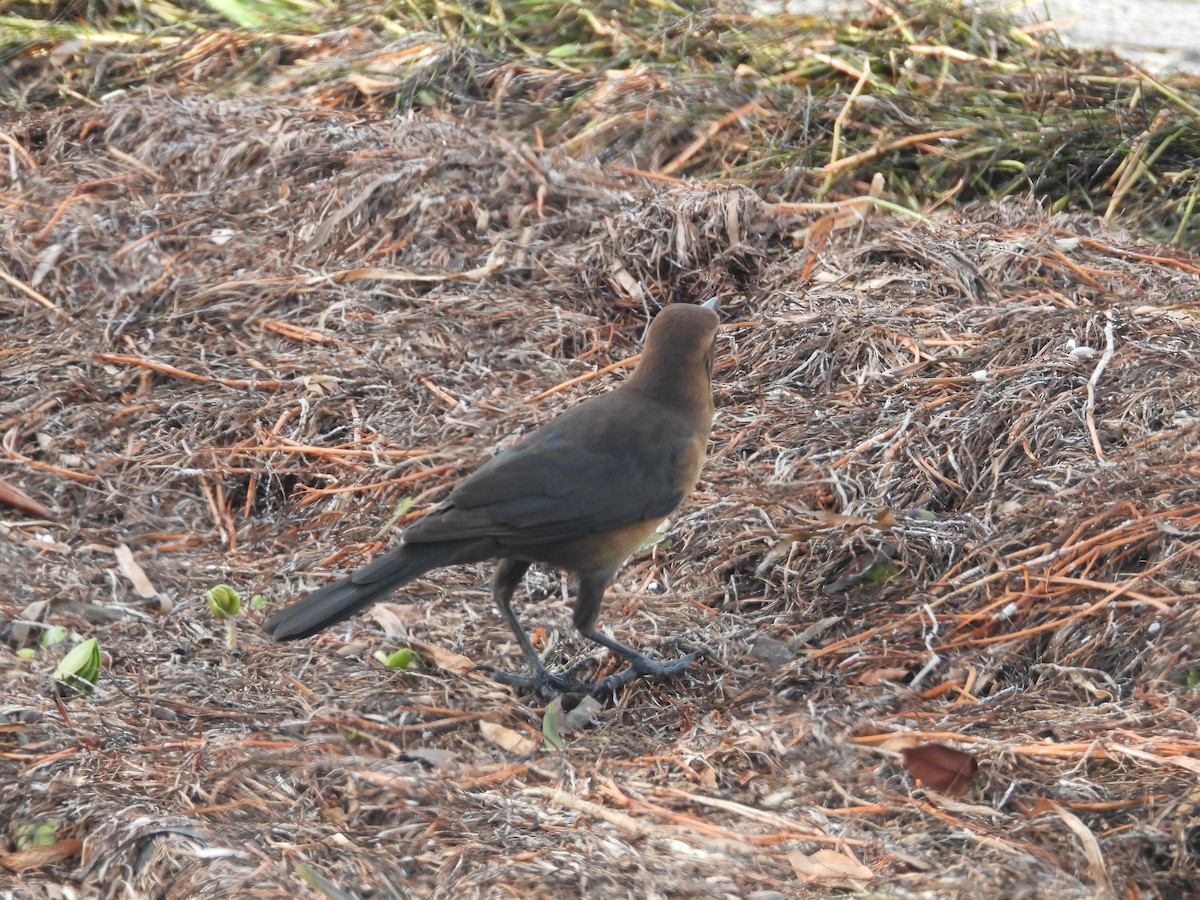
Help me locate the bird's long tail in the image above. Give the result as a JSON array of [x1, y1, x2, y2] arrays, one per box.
[[264, 539, 490, 641]]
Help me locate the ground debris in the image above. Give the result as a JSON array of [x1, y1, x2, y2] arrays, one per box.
[[2, 93, 1199, 898]]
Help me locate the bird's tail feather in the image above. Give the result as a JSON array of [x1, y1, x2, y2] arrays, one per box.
[[265, 539, 489, 641]]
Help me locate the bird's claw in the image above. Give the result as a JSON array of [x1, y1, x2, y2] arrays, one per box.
[[473, 663, 598, 697], [473, 649, 704, 697], [628, 649, 704, 677]]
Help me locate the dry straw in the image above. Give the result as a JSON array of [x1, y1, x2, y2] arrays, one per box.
[[2, 1, 1200, 896]]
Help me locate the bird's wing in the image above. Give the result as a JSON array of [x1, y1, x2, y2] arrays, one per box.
[[402, 398, 695, 546]]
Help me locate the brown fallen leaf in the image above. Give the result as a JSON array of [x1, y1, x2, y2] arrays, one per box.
[[856, 667, 910, 686], [479, 720, 538, 755], [368, 603, 421, 637], [787, 848, 874, 888], [754, 530, 814, 576], [873, 732, 924, 754], [114, 544, 158, 598], [873, 507, 898, 530], [0, 837, 83, 872], [407, 640, 476, 675], [813, 509, 873, 528], [901, 742, 979, 796], [0, 476, 55, 520]]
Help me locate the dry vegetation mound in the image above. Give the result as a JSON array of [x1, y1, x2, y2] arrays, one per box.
[[2, 90, 1199, 897]]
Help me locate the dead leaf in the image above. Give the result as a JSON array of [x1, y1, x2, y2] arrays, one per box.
[[749, 636, 796, 667], [408, 640, 475, 675], [814, 509, 873, 528], [787, 848, 874, 888], [901, 743, 979, 796], [0, 477, 55, 520], [31, 243, 64, 288], [398, 748, 461, 772], [368, 604, 418, 637], [0, 837, 83, 872], [873, 507, 898, 530], [346, 73, 402, 94], [874, 733, 924, 754], [856, 667, 909, 686], [924, 793, 1001, 817], [113, 544, 158, 598], [1055, 804, 1117, 899], [608, 260, 645, 303], [561, 695, 602, 732], [479, 720, 538, 755], [301, 373, 340, 396], [754, 530, 813, 575]]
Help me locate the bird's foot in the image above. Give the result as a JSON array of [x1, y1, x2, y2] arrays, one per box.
[[579, 651, 703, 693], [473, 660, 670, 697], [474, 648, 703, 697], [583, 629, 706, 678], [629, 649, 704, 677], [473, 663, 601, 697]]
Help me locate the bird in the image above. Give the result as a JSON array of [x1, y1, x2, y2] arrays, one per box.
[[264, 299, 720, 695]]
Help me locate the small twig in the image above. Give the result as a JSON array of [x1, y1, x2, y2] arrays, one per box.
[[0, 263, 70, 320], [95, 352, 287, 390], [1084, 311, 1117, 460], [419, 376, 460, 406], [195, 441, 429, 459], [824, 127, 976, 176], [908, 603, 942, 690], [106, 146, 166, 182], [0, 445, 95, 482], [815, 58, 872, 200], [659, 100, 767, 176], [526, 356, 637, 404], [1075, 238, 1200, 274], [830, 412, 912, 469], [253, 317, 341, 344], [0, 130, 37, 171], [294, 465, 454, 497]]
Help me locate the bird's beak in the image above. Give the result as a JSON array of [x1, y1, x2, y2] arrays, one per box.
[[701, 297, 719, 311]]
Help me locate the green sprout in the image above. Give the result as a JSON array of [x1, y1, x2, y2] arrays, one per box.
[[15, 820, 59, 850], [542, 696, 567, 751], [52, 638, 101, 693], [373, 647, 418, 670], [205, 584, 242, 650], [542, 695, 601, 751], [389, 496, 414, 521]]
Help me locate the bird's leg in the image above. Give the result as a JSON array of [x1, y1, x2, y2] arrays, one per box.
[[573, 575, 704, 684], [477, 558, 603, 696]]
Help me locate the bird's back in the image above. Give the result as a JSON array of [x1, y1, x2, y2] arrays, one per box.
[[403, 385, 710, 553]]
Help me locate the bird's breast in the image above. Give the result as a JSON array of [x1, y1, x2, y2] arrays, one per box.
[[521, 517, 667, 576]]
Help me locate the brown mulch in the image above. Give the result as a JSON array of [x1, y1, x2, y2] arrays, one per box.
[[2, 92, 1199, 898]]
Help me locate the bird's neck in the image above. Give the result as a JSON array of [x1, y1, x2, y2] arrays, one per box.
[[625, 361, 713, 424]]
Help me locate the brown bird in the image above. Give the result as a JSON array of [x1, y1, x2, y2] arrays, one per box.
[[264, 300, 720, 695]]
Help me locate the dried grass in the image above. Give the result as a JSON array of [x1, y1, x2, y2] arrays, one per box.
[[4, 0, 1200, 246], [2, 91, 1199, 896]]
